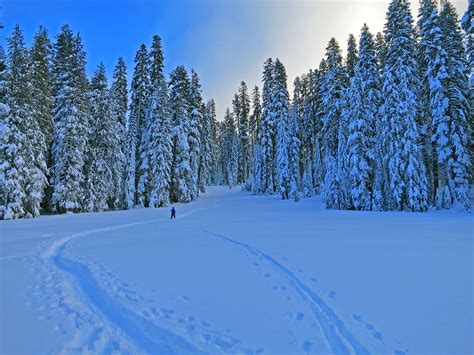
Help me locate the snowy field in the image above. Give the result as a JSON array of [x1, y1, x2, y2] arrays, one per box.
[[0, 186, 472, 354]]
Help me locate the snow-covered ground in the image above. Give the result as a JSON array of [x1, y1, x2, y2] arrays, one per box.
[[0, 186, 472, 354]]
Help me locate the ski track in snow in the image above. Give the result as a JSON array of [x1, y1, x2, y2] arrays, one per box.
[[202, 230, 373, 355], [36, 207, 252, 354]]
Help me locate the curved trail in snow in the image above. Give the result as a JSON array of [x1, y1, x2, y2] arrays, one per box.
[[202, 230, 370, 355], [39, 207, 215, 354]]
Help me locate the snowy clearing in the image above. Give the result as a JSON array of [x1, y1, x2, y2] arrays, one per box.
[[0, 187, 472, 354]]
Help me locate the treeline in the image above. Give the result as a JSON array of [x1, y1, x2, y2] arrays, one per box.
[[220, 0, 472, 211], [1, 0, 472, 220], [0, 25, 219, 219]]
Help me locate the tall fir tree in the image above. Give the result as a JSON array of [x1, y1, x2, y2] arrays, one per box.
[[233, 81, 251, 184], [418, 0, 449, 208], [347, 24, 381, 211], [85, 64, 117, 212], [381, 0, 428, 211], [320, 38, 345, 208], [461, 0, 473, 183], [125, 44, 149, 208], [249, 85, 262, 190], [259, 58, 276, 194], [188, 70, 203, 200], [134, 44, 153, 208], [147, 35, 173, 207], [250, 86, 261, 152], [273, 59, 291, 199], [337, 34, 358, 209], [0, 25, 31, 219], [30, 26, 53, 211], [440, 2, 471, 210], [199, 100, 214, 193], [110, 57, 128, 208], [51, 25, 90, 213], [222, 108, 238, 188], [208, 99, 220, 185], [288, 106, 301, 201], [169, 65, 192, 203]]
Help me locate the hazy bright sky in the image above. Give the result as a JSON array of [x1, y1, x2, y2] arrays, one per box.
[[2, 0, 468, 120]]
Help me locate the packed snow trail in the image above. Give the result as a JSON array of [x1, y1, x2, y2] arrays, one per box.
[[52, 242, 203, 354], [38, 205, 250, 353], [202, 230, 370, 355]]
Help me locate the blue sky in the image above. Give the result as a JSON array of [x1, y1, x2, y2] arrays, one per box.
[[2, 0, 467, 119]]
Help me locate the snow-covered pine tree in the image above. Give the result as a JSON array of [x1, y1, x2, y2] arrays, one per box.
[[381, 0, 429, 211], [146, 35, 173, 207], [222, 108, 238, 188], [233, 81, 250, 185], [216, 120, 227, 185], [461, 0, 473, 183], [418, 0, 449, 208], [125, 44, 149, 209], [250, 86, 261, 156], [440, 2, 471, 210], [347, 24, 381, 211], [320, 38, 345, 208], [110, 57, 128, 208], [273, 58, 291, 199], [302, 69, 321, 195], [292, 76, 308, 196], [207, 99, 220, 185], [85, 63, 117, 212], [29, 26, 53, 211], [198, 99, 213, 192], [288, 106, 301, 201], [0, 25, 31, 219], [372, 31, 387, 210], [337, 34, 358, 209], [249, 85, 262, 191], [169, 65, 192, 203], [134, 44, 153, 208], [259, 58, 276, 194], [188, 70, 203, 200], [51, 25, 90, 213]]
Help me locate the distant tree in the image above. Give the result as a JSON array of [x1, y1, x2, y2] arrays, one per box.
[[188, 69, 203, 200], [222, 108, 238, 188], [169, 65, 192, 202], [199, 99, 214, 192], [233, 81, 251, 184]]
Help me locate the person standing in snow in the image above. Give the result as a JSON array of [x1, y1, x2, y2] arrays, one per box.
[[170, 206, 176, 219]]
